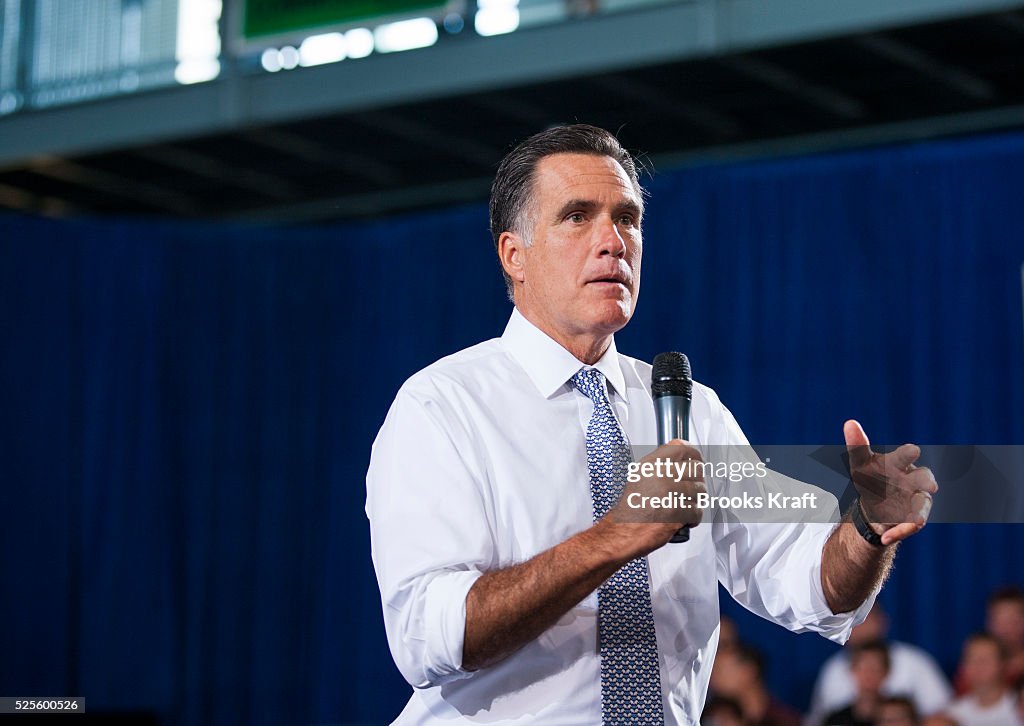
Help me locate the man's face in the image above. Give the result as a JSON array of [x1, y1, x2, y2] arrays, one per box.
[[709, 651, 753, 695], [961, 639, 1003, 691], [988, 600, 1024, 649], [851, 651, 888, 694], [508, 153, 643, 347]]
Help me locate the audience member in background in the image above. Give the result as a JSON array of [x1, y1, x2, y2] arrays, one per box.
[[946, 632, 1023, 725], [822, 641, 890, 726], [954, 586, 1024, 694], [875, 696, 919, 726], [987, 587, 1024, 685], [718, 614, 739, 654], [1017, 674, 1024, 721], [702, 695, 745, 726], [805, 603, 950, 724], [710, 644, 801, 726]]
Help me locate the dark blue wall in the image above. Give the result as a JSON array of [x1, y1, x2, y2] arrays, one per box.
[[1, 130, 1022, 724]]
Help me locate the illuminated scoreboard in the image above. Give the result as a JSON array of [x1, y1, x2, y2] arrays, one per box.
[[242, 0, 449, 40]]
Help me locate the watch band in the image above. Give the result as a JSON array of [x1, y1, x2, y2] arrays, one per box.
[[851, 498, 886, 547]]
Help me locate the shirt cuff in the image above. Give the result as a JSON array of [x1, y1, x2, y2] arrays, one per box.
[[804, 523, 879, 644], [418, 569, 485, 687]]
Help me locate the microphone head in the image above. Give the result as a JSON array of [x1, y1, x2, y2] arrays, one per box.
[[652, 352, 692, 399]]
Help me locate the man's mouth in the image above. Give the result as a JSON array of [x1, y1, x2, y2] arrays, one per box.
[[589, 275, 629, 288]]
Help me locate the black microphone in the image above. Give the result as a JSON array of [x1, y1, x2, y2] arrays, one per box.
[[652, 352, 692, 544]]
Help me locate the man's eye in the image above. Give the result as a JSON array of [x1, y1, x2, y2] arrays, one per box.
[[567, 213, 585, 223]]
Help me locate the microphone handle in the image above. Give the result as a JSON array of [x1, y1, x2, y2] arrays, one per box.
[[655, 396, 690, 444], [654, 396, 691, 543]]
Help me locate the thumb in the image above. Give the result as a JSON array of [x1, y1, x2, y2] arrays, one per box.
[[844, 419, 872, 469]]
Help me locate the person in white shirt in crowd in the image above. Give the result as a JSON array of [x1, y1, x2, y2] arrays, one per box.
[[945, 632, 1023, 725], [805, 603, 951, 724], [366, 124, 939, 725]]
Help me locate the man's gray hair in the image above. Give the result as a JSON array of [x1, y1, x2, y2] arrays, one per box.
[[489, 124, 646, 299]]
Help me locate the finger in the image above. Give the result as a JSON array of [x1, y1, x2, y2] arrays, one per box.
[[880, 522, 923, 546], [654, 440, 703, 462], [910, 490, 934, 525], [903, 467, 938, 495], [844, 420, 873, 469], [888, 443, 922, 472]]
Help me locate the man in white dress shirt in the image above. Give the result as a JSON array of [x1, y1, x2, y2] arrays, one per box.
[[365, 124, 938, 724]]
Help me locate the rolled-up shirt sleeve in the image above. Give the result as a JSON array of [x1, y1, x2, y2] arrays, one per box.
[[366, 379, 495, 688], [716, 519, 875, 644], [709, 397, 876, 644]]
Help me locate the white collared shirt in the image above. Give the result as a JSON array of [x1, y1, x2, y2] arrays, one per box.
[[947, 692, 1024, 726], [366, 309, 872, 725]]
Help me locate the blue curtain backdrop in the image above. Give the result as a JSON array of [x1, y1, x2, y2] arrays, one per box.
[[1, 130, 1022, 724]]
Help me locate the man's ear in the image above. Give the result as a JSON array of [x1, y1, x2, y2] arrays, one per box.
[[498, 231, 527, 286]]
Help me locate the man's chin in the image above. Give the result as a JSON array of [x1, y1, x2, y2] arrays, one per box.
[[588, 301, 634, 333]]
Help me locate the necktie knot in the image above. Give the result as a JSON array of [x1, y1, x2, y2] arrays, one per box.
[[571, 367, 608, 404]]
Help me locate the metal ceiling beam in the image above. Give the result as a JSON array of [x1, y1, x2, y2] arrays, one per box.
[[232, 175, 494, 223], [349, 111, 499, 167], [856, 33, 995, 100], [468, 94, 554, 130], [719, 55, 867, 119], [994, 10, 1024, 32], [2, 0, 1023, 168], [242, 128, 402, 186], [132, 145, 299, 200], [26, 158, 201, 214], [0, 183, 41, 211], [587, 74, 743, 139], [0, 182, 82, 216]]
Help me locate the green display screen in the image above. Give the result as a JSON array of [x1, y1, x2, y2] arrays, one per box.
[[243, 0, 446, 40]]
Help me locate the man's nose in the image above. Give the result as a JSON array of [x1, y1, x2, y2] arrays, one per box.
[[597, 215, 626, 257]]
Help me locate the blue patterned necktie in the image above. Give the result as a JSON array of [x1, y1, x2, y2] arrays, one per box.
[[571, 367, 665, 725]]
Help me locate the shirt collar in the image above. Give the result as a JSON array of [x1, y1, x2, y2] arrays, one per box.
[[501, 308, 628, 402]]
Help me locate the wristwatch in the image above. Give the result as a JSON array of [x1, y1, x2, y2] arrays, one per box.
[[851, 498, 886, 547]]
